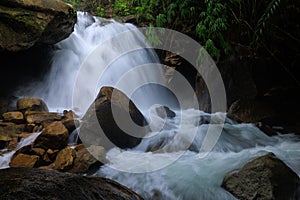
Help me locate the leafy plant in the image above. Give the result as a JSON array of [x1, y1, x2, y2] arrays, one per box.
[[196, 0, 229, 58]]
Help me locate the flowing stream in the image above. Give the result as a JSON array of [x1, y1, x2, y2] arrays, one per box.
[[9, 12, 300, 199]]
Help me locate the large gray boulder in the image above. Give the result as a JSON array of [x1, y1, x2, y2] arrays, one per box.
[[80, 86, 148, 150], [222, 152, 300, 200]]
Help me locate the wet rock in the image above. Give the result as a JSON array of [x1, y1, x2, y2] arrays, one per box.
[[227, 98, 277, 123], [43, 149, 59, 163], [222, 152, 300, 200], [2, 111, 24, 123], [31, 148, 46, 157], [0, 0, 77, 52], [33, 121, 68, 150], [24, 111, 61, 125], [16, 98, 49, 112], [9, 153, 40, 168], [80, 86, 148, 150], [53, 146, 76, 171], [0, 122, 26, 135], [155, 106, 176, 118], [69, 145, 107, 175], [7, 137, 18, 151], [62, 110, 80, 133], [0, 167, 144, 200]]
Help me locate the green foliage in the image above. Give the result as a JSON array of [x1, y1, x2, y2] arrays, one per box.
[[114, 0, 136, 16], [133, 0, 230, 59], [63, 0, 295, 62], [96, 6, 105, 17], [196, 0, 229, 58]]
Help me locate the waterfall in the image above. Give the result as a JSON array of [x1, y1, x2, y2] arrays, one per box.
[[14, 12, 178, 117], [10, 12, 300, 200]]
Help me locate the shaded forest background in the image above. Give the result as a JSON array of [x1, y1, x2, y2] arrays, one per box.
[[63, 0, 299, 72], [62, 0, 300, 117]]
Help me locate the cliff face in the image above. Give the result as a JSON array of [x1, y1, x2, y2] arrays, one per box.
[[0, 0, 77, 52]]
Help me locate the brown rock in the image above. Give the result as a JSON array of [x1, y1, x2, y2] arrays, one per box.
[[7, 137, 18, 151], [0, 134, 11, 142], [42, 148, 59, 164], [61, 110, 80, 132], [33, 121, 68, 150], [17, 98, 49, 112], [25, 111, 62, 125], [63, 110, 79, 119], [69, 145, 107, 174], [53, 146, 76, 171], [2, 111, 24, 123], [62, 118, 80, 133], [222, 152, 300, 200], [74, 143, 85, 151], [25, 123, 37, 132], [31, 148, 46, 157], [0, 122, 26, 135], [9, 153, 40, 168]]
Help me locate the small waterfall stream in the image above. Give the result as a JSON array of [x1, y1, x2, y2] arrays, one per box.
[[8, 12, 300, 200], [0, 131, 42, 169]]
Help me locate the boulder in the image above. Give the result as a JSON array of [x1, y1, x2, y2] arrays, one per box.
[[69, 145, 107, 175], [80, 87, 148, 150], [33, 121, 68, 150], [2, 111, 24, 123], [0, 167, 144, 200], [24, 111, 62, 125], [0, 122, 26, 135], [53, 146, 76, 171], [0, 0, 77, 52], [9, 153, 40, 168], [227, 98, 277, 123], [222, 152, 300, 200], [17, 98, 48, 112], [61, 110, 80, 133], [155, 106, 176, 119], [227, 87, 300, 135]]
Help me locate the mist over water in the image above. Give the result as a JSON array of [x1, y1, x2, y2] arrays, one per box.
[[9, 12, 300, 200], [14, 12, 178, 116]]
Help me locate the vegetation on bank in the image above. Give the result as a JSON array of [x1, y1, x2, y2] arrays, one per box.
[[63, 0, 299, 65]]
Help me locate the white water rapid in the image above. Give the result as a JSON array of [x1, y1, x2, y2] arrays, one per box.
[[9, 12, 300, 200]]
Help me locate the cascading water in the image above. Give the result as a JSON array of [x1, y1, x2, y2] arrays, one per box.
[[9, 11, 300, 200], [14, 12, 178, 116], [97, 110, 300, 199], [0, 131, 42, 169]]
